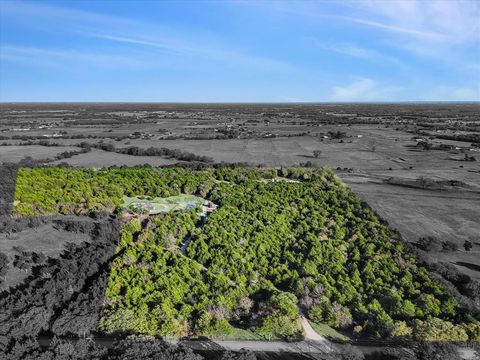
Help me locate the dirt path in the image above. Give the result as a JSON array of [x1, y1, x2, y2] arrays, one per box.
[[164, 314, 335, 353], [299, 314, 329, 344]]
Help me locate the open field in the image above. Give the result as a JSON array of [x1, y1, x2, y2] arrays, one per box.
[[0, 218, 92, 289], [3, 106, 477, 284], [309, 322, 349, 342], [0, 145, 80, 163], [122, 194, 204, 214], [1, 103, 479, 293], [0, 104, 479, 359], [50, 148, 181, 167], [344, 177, 480, 242]]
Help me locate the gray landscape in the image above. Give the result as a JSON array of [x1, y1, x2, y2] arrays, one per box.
[[1, 0, 479, 359], [0, 103, 479, 360]]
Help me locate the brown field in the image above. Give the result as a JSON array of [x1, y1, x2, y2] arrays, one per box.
[[50, 148, 182, 167], [0, 145, 80, 163], [1, 103, 479, 281], [0, 220, 91, 289]]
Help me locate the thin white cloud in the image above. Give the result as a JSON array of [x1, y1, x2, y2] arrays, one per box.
[[330, 78, 401, 102], [344, 0, 480, 47], [90, 34, 174, 51], [0, 0, 134, 29], [337, 0, 480, 81], [1, 1, 291, 72], [0, 45, 144, 69], [346, 18, 446, 40], [87, 32, 290, 71], [422, 85, 480, 102], [312, 39, 402, 65]]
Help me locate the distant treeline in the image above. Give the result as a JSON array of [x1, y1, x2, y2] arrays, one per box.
[[409, 237, 480, 320], [0, 134, 104, 141], [0, 140, 213, 163], [436, 133, 480, 145], [78, 142, 214, 163], [1, 148, 91, 169]]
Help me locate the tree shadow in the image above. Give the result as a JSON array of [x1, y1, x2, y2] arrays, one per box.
[[0, 164, 18, 216], [456, 261, 480, 272]]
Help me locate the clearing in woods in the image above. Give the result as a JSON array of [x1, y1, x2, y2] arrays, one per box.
[[122, 194, 206, 215]]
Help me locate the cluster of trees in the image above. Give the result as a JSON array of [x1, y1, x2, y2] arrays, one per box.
[[99, 212, 239, 338], [11, 246, 47, 270], [0, 212, 257, 359], [2, 336, 258, 360], [28, 166, 469, 341], [327, 131, 348, 139], [0, 165, 17, 216], [0, 252, 8, 287], [366, 342, 478, 360], [79, 142, 213, 163], [0, 219, 120, 354], [14, 167, 279, 216], [436, 133, 480, 144], [1, 140, 66, 147], [10, 166, 480, 340], [46, 148, 92, 164], [417, 257, 480, 321], [2, 133, 106, 141], [415, 236, 459, 252]]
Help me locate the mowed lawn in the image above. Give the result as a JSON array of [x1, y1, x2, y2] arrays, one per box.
[[122, 194, 205, 214]]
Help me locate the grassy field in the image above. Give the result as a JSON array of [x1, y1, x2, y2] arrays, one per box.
[[122, 194, 205, 214], [310, 322, 350, 342], [0, 145, 80, 163], [214, 327, 272, 341], [345, 178, 480, 280], [51, 148, 181, 167], [0, 220, 91, 290]]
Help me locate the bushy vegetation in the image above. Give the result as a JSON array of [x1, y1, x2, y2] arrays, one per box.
[[12, 166, 479, 341], [14, 167, 274, 216], [0, 164, 18, 216], [79, 142, 214, 163], [2, 336, 259, 360], [0, 218, 120, 354]]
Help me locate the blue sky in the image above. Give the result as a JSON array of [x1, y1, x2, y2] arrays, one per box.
[[0, 0, 479, 102]]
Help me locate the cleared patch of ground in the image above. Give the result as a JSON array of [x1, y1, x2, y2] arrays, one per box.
[[309, 321, 349, 342], [344, 179, 480, 245], [122, 194, 206, 214], [0, 145, 80, 163], [0, 220, 91, 289], [343, 175, 480, 281], [434, 251, 480, 281], [50, 148, 181, 167]]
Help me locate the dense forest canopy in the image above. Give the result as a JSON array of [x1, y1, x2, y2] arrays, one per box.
[[13, 167, 480, 341]]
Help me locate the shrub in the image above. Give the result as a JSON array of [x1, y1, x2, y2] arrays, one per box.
[[413, 318, 468, 341], [390, 321, 412, 339]]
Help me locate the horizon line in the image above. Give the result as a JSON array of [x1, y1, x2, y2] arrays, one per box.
[[1, 101, 479, 105]]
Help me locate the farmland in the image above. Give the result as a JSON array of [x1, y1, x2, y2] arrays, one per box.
[[0, 103, 479, 360], [1, 103, 479, 251]]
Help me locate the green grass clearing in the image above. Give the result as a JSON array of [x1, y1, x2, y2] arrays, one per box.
[[122, 194, 205, 215], [310, 322, 349, 341], [215, 327, 280, 341]]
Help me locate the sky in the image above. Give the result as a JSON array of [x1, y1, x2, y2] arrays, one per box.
[[0, 0, 479, 102]]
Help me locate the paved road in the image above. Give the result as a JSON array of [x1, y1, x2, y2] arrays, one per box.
[[166, 315, 334, 353], [166, 339, 333, 353]]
